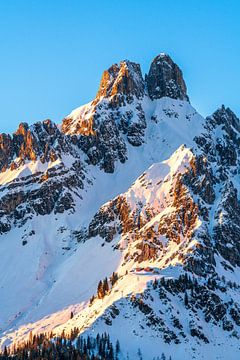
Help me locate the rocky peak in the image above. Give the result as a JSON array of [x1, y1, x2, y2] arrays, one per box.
[[96, 60, 145, 105], [0, 119, 77, 172], [62, 60, 148, 173], [197, 106, 240, 168], [209, 105, 240, 132], [15, 122, 29, 137], [146, 53, 189, 101], [30, 119, 62, 145]]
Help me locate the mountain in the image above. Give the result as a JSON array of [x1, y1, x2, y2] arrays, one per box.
[[0, 53, 239, 360]]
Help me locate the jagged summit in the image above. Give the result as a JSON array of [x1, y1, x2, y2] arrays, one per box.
[[61, 53, 191, 167], [96, 60, 145, 105], [208, 104, 240, 131], [146, 53, 189, 101], [95, 53, 189, 104]]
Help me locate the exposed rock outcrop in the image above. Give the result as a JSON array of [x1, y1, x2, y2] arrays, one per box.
[[0, 119, 76, 172], [146, 53, 189, 101], [96, 60, 145, 105]]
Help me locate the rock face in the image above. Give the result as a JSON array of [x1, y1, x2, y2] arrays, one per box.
[[75, 114, 128, 173], [0, 120, 87, 233], [0, 133, 13, 171], [0, 159, 85, 233], [62, 60, 148, 172], [146, 53, 189, 101], [214, 181, 240, 267], [0, 120, 76, 172], [96, 60, 145, 105]]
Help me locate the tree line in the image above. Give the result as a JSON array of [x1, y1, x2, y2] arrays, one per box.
[[0, 332, 120, 360]]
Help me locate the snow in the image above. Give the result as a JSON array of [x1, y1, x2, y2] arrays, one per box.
[[64, 101, 94, 125], [0, 158, 62, 185], [0, 93, 239, 360]]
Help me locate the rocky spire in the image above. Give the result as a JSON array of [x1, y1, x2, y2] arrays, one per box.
[[146, 53, 189, 101], [96, 60, 145, 106], [208, 105, 240, 132]]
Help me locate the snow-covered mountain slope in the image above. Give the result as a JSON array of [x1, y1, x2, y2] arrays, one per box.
[[0, 53, 239, 359]]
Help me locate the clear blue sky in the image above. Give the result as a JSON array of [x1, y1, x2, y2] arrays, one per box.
[[0, 0, 239, 133]]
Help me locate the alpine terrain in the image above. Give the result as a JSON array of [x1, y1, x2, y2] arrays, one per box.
[[0, 53, 239, 360]]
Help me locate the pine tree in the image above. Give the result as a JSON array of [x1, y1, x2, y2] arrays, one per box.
[[184, 291, 189, 306], [3, 346, 8, 358], [137, 348, 143, 360], [110, 272, 118, 286], [116, 339, 120, 353], [97, 280, 104, 299], [90, 295, 95, 305], [108, 343, 114, 360], [87, 336, 91, 350], [103, 277, 109, 295], [160, 276, 165, 286], [153, 278, 158, 289], [29, 330, 33, 344]]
